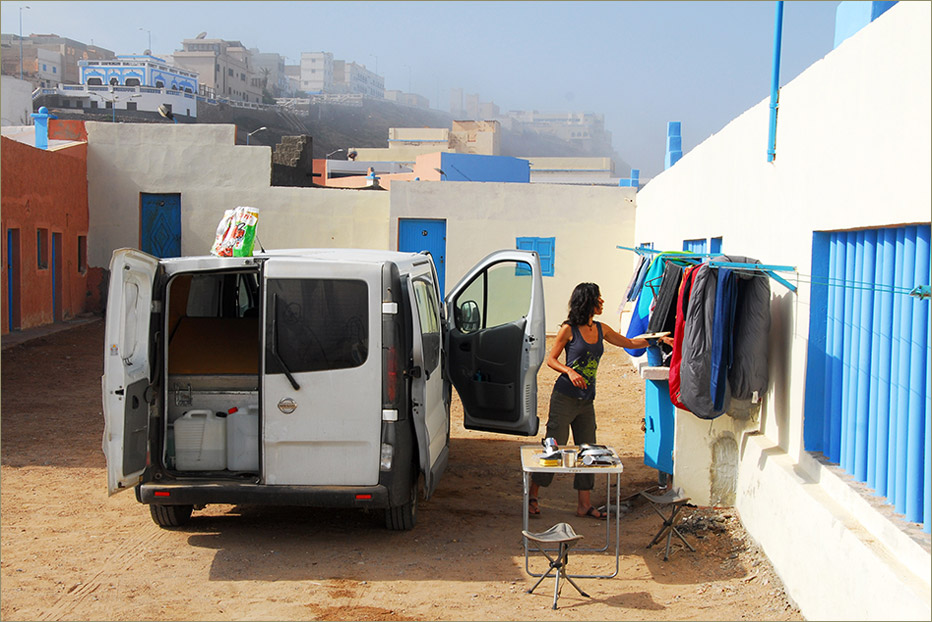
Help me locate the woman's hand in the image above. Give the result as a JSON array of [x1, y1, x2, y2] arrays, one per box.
[[567, 368, 588, 389]]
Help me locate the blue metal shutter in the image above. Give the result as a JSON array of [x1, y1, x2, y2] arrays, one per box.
[[804, 225, 931, 532]]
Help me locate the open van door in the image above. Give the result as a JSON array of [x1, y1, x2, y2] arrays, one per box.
[[102, 249, 159, 495], [445, 250, 545, 436]]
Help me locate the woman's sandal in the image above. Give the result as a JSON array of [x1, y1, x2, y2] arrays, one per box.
[[528, 497, 541, 516], [576, 506, 606, 520]]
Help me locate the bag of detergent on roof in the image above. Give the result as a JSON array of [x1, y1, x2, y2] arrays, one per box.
[[210, 206, 259, 257]]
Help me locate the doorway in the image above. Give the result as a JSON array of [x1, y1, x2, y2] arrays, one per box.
[[140, 193, 182, 258], [399, 219, 447, 294]]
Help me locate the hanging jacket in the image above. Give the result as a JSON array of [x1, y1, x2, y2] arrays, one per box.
[[721, 256, 771, 401], [669, 264, 701, 410], [648, 261, 685, 336], [679, 263, 731, 419]]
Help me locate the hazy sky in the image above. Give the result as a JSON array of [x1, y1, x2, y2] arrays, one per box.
[[2, 1, 841, 176]]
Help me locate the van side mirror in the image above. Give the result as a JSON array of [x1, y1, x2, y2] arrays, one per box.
[[458, 300, 481, 333]]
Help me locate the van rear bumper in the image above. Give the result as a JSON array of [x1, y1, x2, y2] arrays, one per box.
[[137, 481, 390, 508]]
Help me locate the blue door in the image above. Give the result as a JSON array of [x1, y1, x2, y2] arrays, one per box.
[[140, 193, 181, 258], [51, 232, 62, 322], [399, 219, 447, 294]]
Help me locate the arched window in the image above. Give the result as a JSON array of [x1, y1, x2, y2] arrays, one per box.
[[155, 80, 164, 88], [109, 77, 119, 86], [125, 78, 140, 87], [87, 77, 102, 85]]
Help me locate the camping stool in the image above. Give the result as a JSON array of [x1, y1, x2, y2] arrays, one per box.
[[522, 522, 589, 609], [640, 487, 696, 561]]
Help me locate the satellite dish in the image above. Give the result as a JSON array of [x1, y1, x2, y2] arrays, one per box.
[[195, 31, 207, 39]]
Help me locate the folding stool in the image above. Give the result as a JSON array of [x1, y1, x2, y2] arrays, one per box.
[[640, 487, 696, 561], [522, 522, 589, 609]]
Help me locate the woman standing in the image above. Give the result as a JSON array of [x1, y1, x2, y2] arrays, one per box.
[[528, 282, 663, 519]]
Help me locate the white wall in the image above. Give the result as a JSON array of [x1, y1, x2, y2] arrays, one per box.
[[634, 3, 930, 619], [390, 181, 638, 333], [85, 122, 390, 269], [1, 76, 34, 126]]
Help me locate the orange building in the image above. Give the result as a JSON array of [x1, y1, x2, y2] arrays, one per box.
[[1, 122, 91, 334]]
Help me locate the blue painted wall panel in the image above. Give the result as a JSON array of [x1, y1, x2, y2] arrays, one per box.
[[439, 152, 529, 183], [399, 218, 447, 293]]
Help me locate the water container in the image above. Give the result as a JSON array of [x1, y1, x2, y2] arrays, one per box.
[[174, 409, 227, 471], [226, 406, 259, 471]]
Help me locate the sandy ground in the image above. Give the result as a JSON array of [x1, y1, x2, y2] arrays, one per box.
[[1, 318, 802, 621]]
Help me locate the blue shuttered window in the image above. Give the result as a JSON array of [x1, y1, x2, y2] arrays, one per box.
[[805, 224, 931, 532], [516, 237, 555, 276], [683, 238, 707, 254]]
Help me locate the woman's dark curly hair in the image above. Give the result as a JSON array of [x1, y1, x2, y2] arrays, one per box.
[[565, 282, 601, 326]]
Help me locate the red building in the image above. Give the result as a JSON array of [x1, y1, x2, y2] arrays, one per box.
[[1, 123, 91, 334]]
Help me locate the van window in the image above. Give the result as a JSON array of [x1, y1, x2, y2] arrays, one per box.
[[452, 260, 532, 333], [412, 278, 440, 371], [266, 278, 368, 373]]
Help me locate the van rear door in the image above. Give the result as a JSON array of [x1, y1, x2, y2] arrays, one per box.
[[445, 250, 545, 436], [261, 258, 382, 485], [102, 249, 159, 495]]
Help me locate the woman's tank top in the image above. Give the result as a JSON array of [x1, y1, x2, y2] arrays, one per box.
[[553, 322, 604, 401]]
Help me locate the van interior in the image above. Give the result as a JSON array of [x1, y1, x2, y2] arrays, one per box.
[[162, 270, 261, 478]]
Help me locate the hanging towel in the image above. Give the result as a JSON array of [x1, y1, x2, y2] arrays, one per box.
[[624, 254, 650, 303], [624, 254, 668, 356], [679, 263, 730, 419], [710, 268, 738, 411], [669, 264, 701, 410]]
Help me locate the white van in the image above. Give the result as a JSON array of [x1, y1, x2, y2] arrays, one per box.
[[102, 247, 545, 530]]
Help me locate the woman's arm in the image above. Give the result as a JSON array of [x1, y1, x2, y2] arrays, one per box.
[[546, 324, 589, 389], [602, 322, 650, 349]]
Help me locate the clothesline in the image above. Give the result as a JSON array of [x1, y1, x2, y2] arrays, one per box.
[[617, 245, 798, 293], [617, 246, 930, 300]]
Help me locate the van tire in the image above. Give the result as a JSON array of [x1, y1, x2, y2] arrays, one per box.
[[385, 478, 418, 531], [150, 504, 193, 528]]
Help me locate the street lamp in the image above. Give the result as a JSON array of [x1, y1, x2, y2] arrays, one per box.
[[246, 126, 267, 145], [107, 91, 141, 123], [326, 148, 345, 158], [19, 5, 30, 81], [138, 27, 151, 54]]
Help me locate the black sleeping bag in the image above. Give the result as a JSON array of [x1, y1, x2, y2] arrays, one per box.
[[723, 256, 771, 401]]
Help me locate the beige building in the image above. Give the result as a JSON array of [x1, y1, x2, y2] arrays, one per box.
[[333, 61, 383, 97], [0, 33, 113, 87], [299, 52, 333, 93], [351, 121, 501, 164], [171, 38, 262, 103]]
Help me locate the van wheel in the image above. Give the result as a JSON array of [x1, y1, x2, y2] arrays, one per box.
[[385, 479, 418, 531], [150, 504, 193, 528]]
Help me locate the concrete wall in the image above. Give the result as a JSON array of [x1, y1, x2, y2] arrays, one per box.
[[1, 76, 34, 126], [389, 181, 638, 329], [1, 137, 90, 333], [85, 122, 390, 273], [634, 3, 930, 619]]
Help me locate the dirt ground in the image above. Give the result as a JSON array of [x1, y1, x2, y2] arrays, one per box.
[[1, 318, 802, 621]]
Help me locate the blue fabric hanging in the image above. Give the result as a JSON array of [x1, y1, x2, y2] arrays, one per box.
[[710, 268, 738, 411], [625, 255, 667, 356]]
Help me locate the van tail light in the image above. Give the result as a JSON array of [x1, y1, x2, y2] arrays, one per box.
[[154, 491, 171, 498]]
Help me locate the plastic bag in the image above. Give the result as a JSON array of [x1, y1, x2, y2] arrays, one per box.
[[210, 206, 259, 257]]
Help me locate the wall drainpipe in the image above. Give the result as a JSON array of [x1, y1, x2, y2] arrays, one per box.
[[767, 0, 785, 163]]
